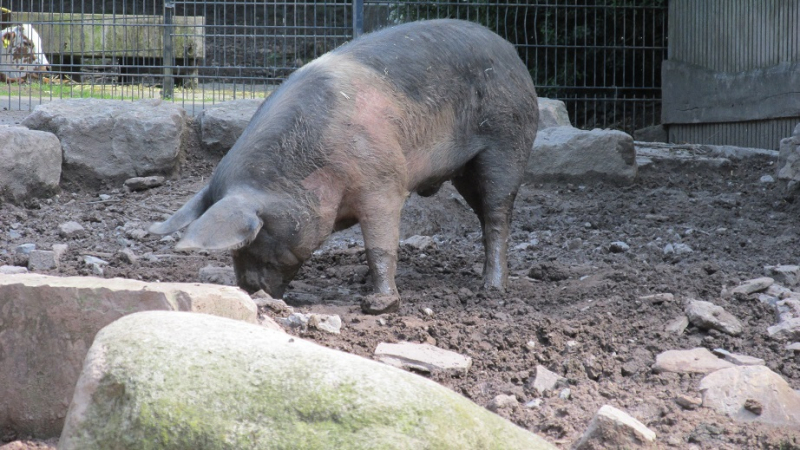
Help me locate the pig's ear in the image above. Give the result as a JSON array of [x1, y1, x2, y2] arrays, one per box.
[[149, 186, 211, 235], [175, 195, 263, 251]]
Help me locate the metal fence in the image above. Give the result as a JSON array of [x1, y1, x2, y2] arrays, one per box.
[[0, 0, 667, 133]]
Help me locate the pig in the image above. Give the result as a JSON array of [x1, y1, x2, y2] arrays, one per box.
[[149, 19, 539, 314]]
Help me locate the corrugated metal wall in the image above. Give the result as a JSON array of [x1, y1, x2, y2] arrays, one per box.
[[666, 0, 800, 149]]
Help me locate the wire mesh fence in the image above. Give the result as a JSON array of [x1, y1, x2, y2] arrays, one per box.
[[0, 0, 667, 133]]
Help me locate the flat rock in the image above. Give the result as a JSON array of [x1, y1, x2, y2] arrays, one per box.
[[198, 265, 237, 286], [712, 348, 766, 366], [0, 265, 28, 274], [767, 318, 800, 340], [531, 365, 566, 394], [22, 99, 187, 188], [123, 175, 165, 191], [699, 365, 800, 427], [573, 404, 657, 450], [730, 277, 774, 296], [653, 348, 735, 374], [526, 126, 637, 185], [537, 98, 572, 129], [27, 250, 58, 271], [0, 273, 256, 439], [685, 299, 743, 336], [0, 126, 61, 203], [58, 221, 85, 238], [374, 341, 472, 376], [665, 315, 689, 334], [401, 235, 436, 251], [764, 265, 800, 287], [59, 311, 556, 450]]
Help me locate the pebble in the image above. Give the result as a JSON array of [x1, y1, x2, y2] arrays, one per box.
[[308, 314, 342, 334], [15, 243, 36, 255], [653, 348, 735, 374], [7, 230, 21, 240], [730, 277, 774, 296], [675, 394, 702, 410], [0, 265, 27, 274], [685, 299, 743, 336], [487, 394, 519, 411], [573, 405, 656, 450], [98, 194, 111, 201], [374, 341, 472, 376], [767, 318, 800, 340], [786, 342, 800, 352], [198, 265, 237, 286], [83, 255, 109, 266], [116, 248, 138, 264], [760, 175, 775, 183], [401, 235, 436, 251], [665, 315, 689, 334], [764, 265, 800, 287], [59, 221, 86, 238], [421, 307, 434, 317], [124, 175, 165, 192], [609, 241, 630, 253], [640, 293, 674, 304], [712, 348, 765, 366], [558, 388, 572, 400], [531, 365, 566, 394], [524, 398, 543, 409]]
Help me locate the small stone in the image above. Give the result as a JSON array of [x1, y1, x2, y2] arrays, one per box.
[[280, 312, 310, 330], [401, 235, 435, 251], [83, 255, 109, 266], [487, 394, 519, 412], [531, 365, 566, 394], [124, 176, 165, 192], [52, 244, 69, 262], [760, 175, 775, 183], [28, 250, 58, 271], [15, 243, 36, 255], [59, 221, 86, 238], [673, 243, 694, 254], [0, 265, 28, 274], [640, 293, 674, 304], [609, 241, 630, 253], [524, 398, 543, 409], [743, 398, 763, 415], [116, 248, 137, 264], [786, 342, 800, 352], [374, 341, 472, 376], [731, 277, 774, 296], [675, 394, 702, 410], [126, 228, 149, 240], [685, 299, 743, 336], [7, 230, 21, 239], [90, 264, 104, 277], [573, 405, 657, 450], [712, 348, 766, 366], [558, 388, 571, 400], [252, 291, 291, 312], [98, 194, 111, 201], [645, 214, 669, 221], [308, 314, 342, 334], [198, 265, 237, 286], [421, 307, 434, 316], [767, 318, 800, 340], [653, 348, 735, 374], [564, 238, 582, 250], [777, 299, 800, 321], [764, 265, 800, 288], [361, 293, 400, 315]]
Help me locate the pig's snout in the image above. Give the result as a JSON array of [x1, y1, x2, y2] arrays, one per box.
[[232, 247, 302, 298]]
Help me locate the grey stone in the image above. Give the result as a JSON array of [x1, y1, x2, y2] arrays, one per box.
[[488, 394, 519, 412], [777, 299, 800, 322], [28, 250, 57, 271], [764, 265, 800, 288], [59, 312, 556, 450], [124, 175, 165, 192], [537, 98, 571, 129], [699, 365, 800, 427], [197, 99, 264, 157], [198, 265, 237, 286], [767, 318, 800, 340], [653, 348, 735, 374], [573, 405, 657, 450], [308, 314, 343, 334], [787, 342, 800, 352], [82, 255, 108, 267], [52, 244, 68, 262], [0, 274, 256, 439], [22, 99, 187, 188], [116, 248, 137, 264], [0, 126, 61, 203], [0, 265, 28, 274], [15, 243, 36, 254], [685, 300, 744, 336], [401, 235, 436, 251], [526, 126, 637, 185], [640, 293, 674, 304], [633, 124, 667, 143], [731, 277, 774, 296], [58, 221, 85, 238], [609, 241, 630, 253], [665, 315, 689, 334], [374, 341, 472, 376], [760, 175, 775, 183], [531, 365, 566, 394], [675, 395, 703, 410]]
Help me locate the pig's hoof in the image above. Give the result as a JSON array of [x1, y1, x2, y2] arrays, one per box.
[[361, 293, 400, 315]]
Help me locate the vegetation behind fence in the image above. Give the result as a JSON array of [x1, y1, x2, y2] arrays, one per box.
[[1, 0, 667, 133]]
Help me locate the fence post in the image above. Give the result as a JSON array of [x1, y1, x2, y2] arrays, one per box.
[[162, 0, 175, 99], [353, 0, 364, 38]]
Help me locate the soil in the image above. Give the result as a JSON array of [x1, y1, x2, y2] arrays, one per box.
[[1, 107, 800, 449]]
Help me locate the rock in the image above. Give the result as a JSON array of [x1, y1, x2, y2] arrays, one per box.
[[59, 311, 556, 450], [526, 127, 637, 185], [730, 277, 774, 296], [531, 365, 566, 394], [27, 250, 58, 271], [685, 299, 743, 336], [609, 241, 630, 253], [0, 126, 61, 203], [198, 265, 237, 286], [767, 318, 800, 340], [252, 290, 290, 312], [786, 342, 800, 351], [52, 244, 68, 262], [488, 394, 519, 412], [558, 388, 571, 400], [82, 255, 108, 267], [197, 99, 264, 158], [0, 265, 27, 274], [308, 314, 343, 334], [116, 248, 137, 264], [764, 265, 800, 288], [0, 273, 257, 439], [573, 404, 657, 450], [699, 365, 800, 427], [401, 234, 436, 251], [653, 348, 735, 374], [777, 299, 800, 321], [640, 293, 674, 304], [537, 98, 571, 129], [374, 341, 472, 376], [123, 175, 165, 191], [22, 99, 187, 188], [58, 221, 85, 238], [675, 395, 703, 410], [15, 243, 36, 255], [760, 175, 775, 183], [712, 348, 766, 366]]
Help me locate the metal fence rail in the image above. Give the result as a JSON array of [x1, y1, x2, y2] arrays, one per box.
[[1, 0, 667, 133]]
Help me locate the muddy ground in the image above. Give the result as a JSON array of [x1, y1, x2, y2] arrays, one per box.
[[1, 109, 800, 449]]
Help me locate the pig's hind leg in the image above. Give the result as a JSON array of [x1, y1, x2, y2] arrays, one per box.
[[452, 142, 527, 290]]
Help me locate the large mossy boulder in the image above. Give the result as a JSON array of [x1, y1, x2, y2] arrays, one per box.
[[60, 311, 556, 450]]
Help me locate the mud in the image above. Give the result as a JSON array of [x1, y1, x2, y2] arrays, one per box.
[[1, 112, 799, 447]]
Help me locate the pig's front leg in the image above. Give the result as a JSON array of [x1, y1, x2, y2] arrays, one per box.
[[358, 189, 406, 314]]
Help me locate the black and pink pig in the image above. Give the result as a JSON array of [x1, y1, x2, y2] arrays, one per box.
[[150, 19, 539, 314]]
